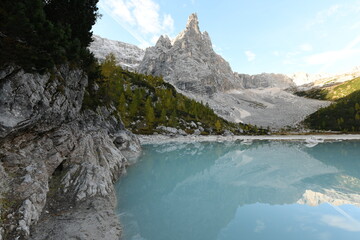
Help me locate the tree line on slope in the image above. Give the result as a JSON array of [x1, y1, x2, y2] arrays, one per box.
[[83, 54, 267, 135], [297, 76, 360, 132], [304, 90, 360, 132], [295, 77, 360, 101]]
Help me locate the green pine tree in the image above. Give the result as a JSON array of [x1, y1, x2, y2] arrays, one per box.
[[169, 110, 177, 127], [356, 103, 360, 111], [160, 109, 167, 123], [356, 113, 360, 121], [129, 94, 140, 118], [145, 97, 155, 128], [215, 120, 222, 132], [101, 53, 117, 78], [118, 93, 126, 116]]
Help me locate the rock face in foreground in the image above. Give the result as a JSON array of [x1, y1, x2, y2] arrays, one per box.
[[138, 14, 241, 95], [89, 35, 145, 71], [0, 66, 140, 240]]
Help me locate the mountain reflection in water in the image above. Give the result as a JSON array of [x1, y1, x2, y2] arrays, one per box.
[[115, 141, 360, 240]]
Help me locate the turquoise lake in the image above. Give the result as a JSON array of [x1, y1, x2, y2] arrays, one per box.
[[115, 141, 360, 240]]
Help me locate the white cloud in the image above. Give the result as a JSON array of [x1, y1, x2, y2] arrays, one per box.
[[318, 4, 341, 20], [349, 21, 360, 30], [308, 4, 341, 27], [245, 51, 256, 62], [300, 43, 313, 52], [345, 35, 360, 49], [99, 0, 174, 47], [150, 35, 160, 44], [277, 33, 360, 72], [305, 35, 360, 72], [111, 0, 134, 24], [254, 220, 265, 233], [163, 14, 174, 32], [212, 44, 223, 54], [281, 50, 301, 65], [272, 51, 280, 57], [282, 59, 295, 65], [305, 49, 360, 65], [307, 2, 360, 29], [322, 215, 360, 232], [287, 51, 301, 57]]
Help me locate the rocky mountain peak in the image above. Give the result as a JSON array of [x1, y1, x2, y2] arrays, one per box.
[[155, 35, 172, 49], [173, 13, 207, 50], [138, 13, 240, 95], [186, 13, 200, 34]]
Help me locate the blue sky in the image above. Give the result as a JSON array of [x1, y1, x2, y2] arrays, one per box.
[[92, 0, 360, 75]]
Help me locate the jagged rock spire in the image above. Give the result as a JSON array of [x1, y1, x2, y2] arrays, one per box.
[[186, 13, 200, 33], [138, 12, 239, 95], [155, 35, 172, 49]]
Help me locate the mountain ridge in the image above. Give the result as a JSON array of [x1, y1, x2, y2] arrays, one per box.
[[138, 13, 241, 95], [90, 31, 360, 89], [136, 13, 328, 128], [90, 13, 330, 129]]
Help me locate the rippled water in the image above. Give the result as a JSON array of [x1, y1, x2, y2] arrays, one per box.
[[115, 141, 360, 240]]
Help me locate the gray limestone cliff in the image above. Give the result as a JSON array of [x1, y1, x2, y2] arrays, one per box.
[[137, 14, 296, 93], [89, 35, 145, 71], [138, 13, 241, 95], [89, 33, 296, 91], [0, 66, 140, 240], [237, 73, 295, 89]]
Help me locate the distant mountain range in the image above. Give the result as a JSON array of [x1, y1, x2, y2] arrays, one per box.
[[289, 67, 360, 87]]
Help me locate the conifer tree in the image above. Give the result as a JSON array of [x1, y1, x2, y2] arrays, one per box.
[[145, 97, 155, 128], [118, 93, 126, 117], [43, 0, 99, 49], [169, 110, 177, 127], [129, 92, 140, 118], [160, 109, 167, 123], [101, 53, 117, 78], [177, 96, 186, 111], [215, 120, 221, 132], [125, 84, 132, 97], [1, 0, 99, 72], [356, 113, 360, 121]]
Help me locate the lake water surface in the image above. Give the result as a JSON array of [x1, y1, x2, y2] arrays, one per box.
[[115, 141, 360, 240]]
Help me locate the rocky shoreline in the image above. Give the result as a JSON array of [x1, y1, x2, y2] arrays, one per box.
[[138, 134, 360, 145], [0, 66, 141, 240]]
